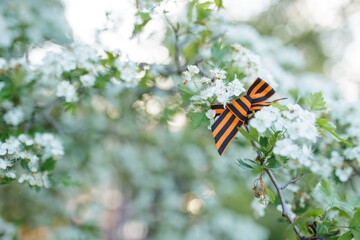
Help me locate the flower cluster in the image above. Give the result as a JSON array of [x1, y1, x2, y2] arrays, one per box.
[[33, 45, 140, 103], [231, 44, 276, 88], [250, 103, 318, 168], [183, 65, 246, 115], [0, 0, 70, 53], [0, 133, 64, 188]]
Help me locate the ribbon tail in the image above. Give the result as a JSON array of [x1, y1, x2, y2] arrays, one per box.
[[211, 109, 243, 156]]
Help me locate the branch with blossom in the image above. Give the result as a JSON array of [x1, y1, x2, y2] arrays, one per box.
[[178, 49, 359, 238]]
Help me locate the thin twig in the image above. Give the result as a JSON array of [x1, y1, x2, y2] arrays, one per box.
[[281, 173, 304, 190], [265, 168, 305, 239], [164, 16, 181, 74], [305, 230, 339, 240], [24, 99, 60, 132], [244, 121, 305, 238], [194, 60, 214, 81], [44, 114, 66, 134]]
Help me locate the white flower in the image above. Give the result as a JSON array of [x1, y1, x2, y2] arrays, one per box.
[[4, 108, 24, 126], [273, 139, 299, 159], [35, 133, 55, 146], [212, 80, 231, 106], [228, 78, 245, 96], [115, 60, 138, 86], [216, 91, 231, 107], [28, 154, 39, 172], [250, 106, 278, 133], [199, 77, 211, 84], [34, 133, 64, 159], [0, 158, 12, 170], [251, 198, 267, 218], [6, 171, 16, 179], [344, 147, 360, 162], [80, 74, 96, 87], [18, 172, 50, 188], [250, 118, 267, 133], [187, 65, 199, 75], [182, 71, 192, 82], [0, 143, 7, 155], [56, 80, 78, 102], [200, 87, 215, 100], [298, 145, 313, 167], [287, 120, 302, 140], [50, 139, 64, 157], [18, 134, 34, 146], [329, 151, 343, 167], [283, 104, 302, 120], [205, 109, 216, 119], [309, 160, 332, 178], [5, 138, 20, 154], [335, 167, 353, 182], [210, 68, 226, 80]]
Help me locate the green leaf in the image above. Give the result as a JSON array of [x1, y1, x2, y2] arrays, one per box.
[[266, 156, 282, 169], [271, 102, 289, 111], [41, 158, 56, 171], [211, 42, 229, 62], [182, 42, 199, 60], [214, 0, 224, 8], [189, 112, 207, 129], [196, 2, 212, 22], [304, 92, 326, 111], [48, 174, 80, 187], [288, 209, 324, 233], [63, 102, 76, 115], [316, 118, 328, 126], [0, 177, 15, 185], [330, 207, 351, 219], [338, 231, 353, 240], [20, 160, 31, 172], [316, 118, 353, 146], [133, 12, 151, 35], [104, 51, 115, 61], [319, 179, 335, 203], [238, 126, 259, 143], [350, 209, 360, 239], [303, 208, 324, 217], [177, 84, 196, 95], [61, 176, 80, 187], [333, 201, 354, 214], [266, 187, 275, 203], [259, 136, 268, 148], [237, 158, 258, 170], [318, 180, 353, 214]]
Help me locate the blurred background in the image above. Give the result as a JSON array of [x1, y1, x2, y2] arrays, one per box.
[[1, 0, 360, 239]]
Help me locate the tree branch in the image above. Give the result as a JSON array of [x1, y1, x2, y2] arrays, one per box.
[[245, 126, 305, 239], [281, 173, 304, 190], [194, 60, 214, 81], [265, 168, 305, 239], [24, 99, 60, 132], [165, 16, 181, 74]]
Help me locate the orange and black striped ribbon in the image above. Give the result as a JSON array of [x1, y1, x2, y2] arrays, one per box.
[[211, 77, 280, 156]]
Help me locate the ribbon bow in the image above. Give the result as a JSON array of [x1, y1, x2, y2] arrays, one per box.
[[211, 78, 280, 156]]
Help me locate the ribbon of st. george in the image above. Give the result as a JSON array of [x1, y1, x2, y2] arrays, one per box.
[[211, 77, 282, 156]]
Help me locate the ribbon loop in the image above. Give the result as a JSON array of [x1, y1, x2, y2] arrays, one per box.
[[210, 77, 280, 156]]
